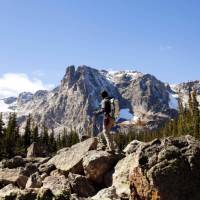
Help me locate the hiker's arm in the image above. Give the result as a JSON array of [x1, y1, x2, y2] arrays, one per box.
[[93, 101, 105, 115]]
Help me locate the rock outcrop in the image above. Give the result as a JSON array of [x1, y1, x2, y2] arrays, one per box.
[[27, 142, 49, 158], [47, 137, 98, 174], [1, 65, 183, 135], [83, 150, 120, 185], [129, 135, 200, 200], [0, 168, 28, 188], [0, 136, 200, 200], [68, 173, 96, 197]]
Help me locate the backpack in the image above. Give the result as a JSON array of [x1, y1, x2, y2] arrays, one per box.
[[109, 98, 120, 119], [103, 98, 120, 119], [111, 98, 120, 119]]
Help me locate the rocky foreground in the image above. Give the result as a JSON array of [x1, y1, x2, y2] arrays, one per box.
[[0, 135, 200, 200]]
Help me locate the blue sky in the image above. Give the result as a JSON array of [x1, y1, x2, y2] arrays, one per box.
[[0, 0, 200, 97]]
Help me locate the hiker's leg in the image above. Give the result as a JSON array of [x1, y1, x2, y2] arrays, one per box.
[[103, 117, 115, 151]]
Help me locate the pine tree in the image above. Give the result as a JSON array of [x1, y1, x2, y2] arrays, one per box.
[[0, 113, 4, 136], [0, 113, 5, 158], [23, 114, 32, 148], [71, 130, 79, 146], [192, 90, 200, 138], [56, 134, 62, 150], [5, 113, 18, 157], [32, 124, 39, 143], [41, 124, 49, 146], [177, 99, 184, 136], [49, 128, 57, 152]]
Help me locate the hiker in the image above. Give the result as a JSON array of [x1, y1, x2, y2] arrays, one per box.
[[93, 90, 119, 152]]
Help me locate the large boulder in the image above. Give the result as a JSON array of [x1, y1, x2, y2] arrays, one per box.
[[42, 175, 70, 198], [25, 172, 43, 189], [123, 140, 144, 155], [68, 173, 96, 197], [91, 186, 121, 200], [82, 150, 119, 185], [0, 184, 21, 199], [0, 168, 28, 188], [24, 157, 51, 165], [24, 162, 38, 177], [38, 163, 56, 175], [27, 142, 49, 158], [0, 185, 39, 200], [0, 156, 25, 169], [47, 137, 98, 174], [112, 154, 134, 199], [129, 135, 200, 200]]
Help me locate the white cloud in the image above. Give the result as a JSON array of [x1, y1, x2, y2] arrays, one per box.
[[0, 73, 54, 99]]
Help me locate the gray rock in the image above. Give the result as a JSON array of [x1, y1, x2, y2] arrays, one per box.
[[123, 140, 144, 155], [0, 184, 21, 199], [40, 173, 48, 181], [112, 154, 134, 199], [0, 168, 28, 188], [91, 186, 121, 200], [82, 150, 119, 185], [48, 137, 98, 174], [42, 175, 70, 197], [27, 142, 49, 158], [0, 156, 25, 169], [68, 173, 96, 197], [38, 163, 56, 175], [24, 162, 38, 177], [25, 172, 42, 189], [129, 135, 200, 200], [36, 188, 54, 200]]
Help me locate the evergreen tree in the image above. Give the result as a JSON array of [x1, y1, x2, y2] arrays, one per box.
[[61, 128, 67, 147], [0, 113, 4, 136], [56, 133, 62, 150], [0, 113, 5, 158], [49, 128, 57, 152], [5, 113, 18, 157], [71, 130, 79, 146], [32, 124, 39, 143], [41, 124, 49, 146], [192, 90, 200, 138], [23, 114, 32, 148]]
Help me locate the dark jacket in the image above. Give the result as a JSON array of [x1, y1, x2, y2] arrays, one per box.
[[95, 97, 111, 116]]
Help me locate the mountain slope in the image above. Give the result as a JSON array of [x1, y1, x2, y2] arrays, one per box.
[[1, 65, 198, 135]]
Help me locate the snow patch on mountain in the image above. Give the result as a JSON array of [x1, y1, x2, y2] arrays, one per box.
[[0, 99, 17, 112], [119, 109, 133, 120], [118, 109, 140, 125], [168, 93, 179, 110], [101, 70, 144, 84]]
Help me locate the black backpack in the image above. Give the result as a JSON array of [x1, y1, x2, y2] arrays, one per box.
[[104, 98, 111, 114]]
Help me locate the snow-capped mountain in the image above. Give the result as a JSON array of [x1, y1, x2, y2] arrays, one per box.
[[171, 81, 200, 107], [0, 65, 199, 135]]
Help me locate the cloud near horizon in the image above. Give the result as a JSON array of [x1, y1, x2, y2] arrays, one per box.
[[0, 73, 54, 99]]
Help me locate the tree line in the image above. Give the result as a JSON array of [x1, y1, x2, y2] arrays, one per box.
[[114, 89, 200, 151], [0, 114, 79, 159], [0, 89, 199, 157]]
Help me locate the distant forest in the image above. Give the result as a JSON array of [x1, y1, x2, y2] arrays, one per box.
[[0, 89, 199, 158]]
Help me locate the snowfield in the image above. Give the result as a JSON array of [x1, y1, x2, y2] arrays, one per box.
[[0, 99, 17, 112], [168, 93, 179, 110]]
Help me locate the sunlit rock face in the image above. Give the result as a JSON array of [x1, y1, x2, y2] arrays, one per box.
[[0, 65, 186, 135]]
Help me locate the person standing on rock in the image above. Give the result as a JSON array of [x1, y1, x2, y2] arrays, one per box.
[[93, 90, 116, 153]]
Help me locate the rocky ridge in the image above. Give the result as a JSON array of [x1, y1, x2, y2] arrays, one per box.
[[0, 135, 200, 200], [1, 65, 193, 136]]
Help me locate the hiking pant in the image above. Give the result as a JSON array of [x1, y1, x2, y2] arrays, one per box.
[[103, 115, 115, 151]]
